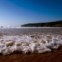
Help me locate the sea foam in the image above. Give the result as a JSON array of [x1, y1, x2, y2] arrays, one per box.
[[0, 34, 62, 55]]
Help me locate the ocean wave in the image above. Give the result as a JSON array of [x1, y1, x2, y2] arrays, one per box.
[[0, 34, 62, 55]]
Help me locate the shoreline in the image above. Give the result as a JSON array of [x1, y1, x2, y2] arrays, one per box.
[[0, 46, 62, 62], [0, 34, 62, 55]]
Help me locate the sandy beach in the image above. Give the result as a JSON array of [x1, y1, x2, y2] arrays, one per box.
[[0, 46, 62, 62]]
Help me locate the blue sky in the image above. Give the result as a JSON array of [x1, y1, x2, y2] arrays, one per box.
[[0, 0, 62, 27]]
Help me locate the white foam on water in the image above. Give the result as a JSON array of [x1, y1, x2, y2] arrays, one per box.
[[0, 34, 62, 55]]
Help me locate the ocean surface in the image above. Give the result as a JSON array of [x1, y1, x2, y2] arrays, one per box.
[[0, 27, 62, 35], [0, 27, 62, 55]]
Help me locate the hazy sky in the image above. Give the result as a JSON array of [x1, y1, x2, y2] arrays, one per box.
[[0, 0, 62, 27]]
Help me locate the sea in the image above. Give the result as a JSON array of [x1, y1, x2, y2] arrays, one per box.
[[0, 27, 62, 35], [0, 27, 62, 55]]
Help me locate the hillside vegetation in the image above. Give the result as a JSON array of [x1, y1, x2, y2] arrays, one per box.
[[21, 20, 62, 27]]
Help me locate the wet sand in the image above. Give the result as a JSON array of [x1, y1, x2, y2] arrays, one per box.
[[0, 46, 62, 62]]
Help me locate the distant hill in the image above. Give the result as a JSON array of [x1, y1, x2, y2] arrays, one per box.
[[21, 20, 62, 27]]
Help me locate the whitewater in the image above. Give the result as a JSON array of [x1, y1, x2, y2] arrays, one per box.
[[0, 33, 62, 55]]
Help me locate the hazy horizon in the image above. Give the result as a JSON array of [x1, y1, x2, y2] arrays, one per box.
[[0, 0, 62, 28]]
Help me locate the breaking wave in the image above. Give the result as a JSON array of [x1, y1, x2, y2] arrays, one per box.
[[0, 34, 62, 55]]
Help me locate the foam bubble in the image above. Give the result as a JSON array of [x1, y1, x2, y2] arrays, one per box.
[[0, 34, 62, 55]]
